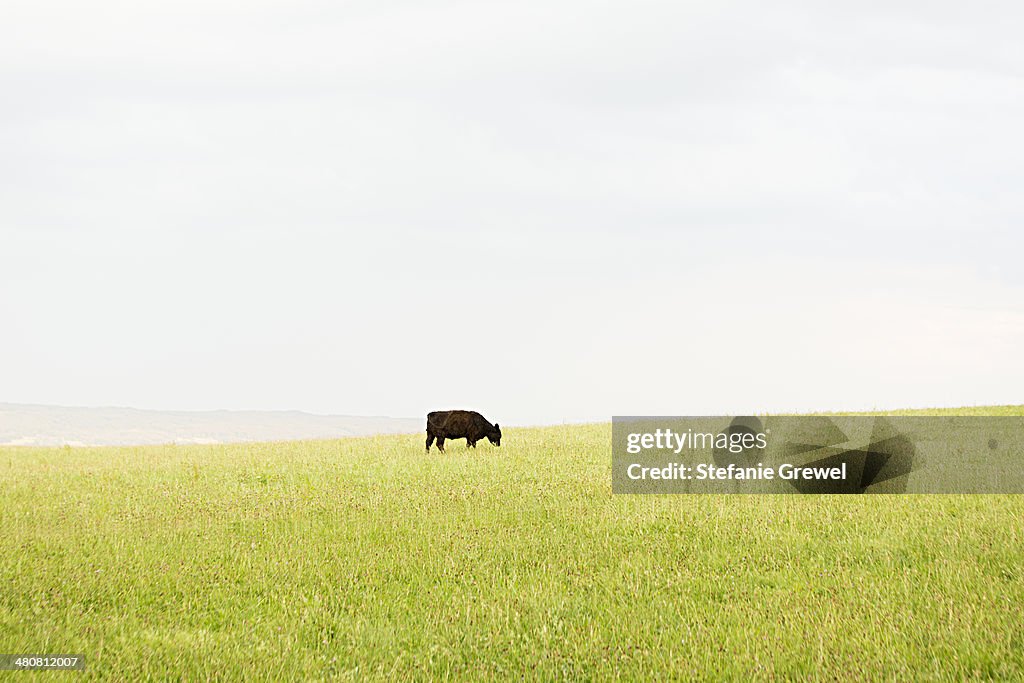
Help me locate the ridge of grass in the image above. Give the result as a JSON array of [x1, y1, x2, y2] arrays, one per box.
[[1, 406, 1022, 680]]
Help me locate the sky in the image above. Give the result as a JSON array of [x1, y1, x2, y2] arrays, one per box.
[[2, 0, 1022, 425]]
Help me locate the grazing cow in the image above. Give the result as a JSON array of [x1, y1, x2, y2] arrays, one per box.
[[426, 410, 501, 453]]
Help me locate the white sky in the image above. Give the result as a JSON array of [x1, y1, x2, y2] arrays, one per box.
[[2, 0, 1022, 424]]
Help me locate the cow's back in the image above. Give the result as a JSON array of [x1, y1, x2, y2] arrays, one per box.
[[427, 410, 484, 437], [426, 410, 449, 428], [427, 410, 458, 430]]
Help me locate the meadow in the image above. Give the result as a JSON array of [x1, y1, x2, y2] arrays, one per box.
[[2, 407, 1023, 680]]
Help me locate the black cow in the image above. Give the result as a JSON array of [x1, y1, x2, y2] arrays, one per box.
[[426, 410, 501, 453]]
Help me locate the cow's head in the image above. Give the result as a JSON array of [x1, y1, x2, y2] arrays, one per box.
[[488, 423, 501, 446]]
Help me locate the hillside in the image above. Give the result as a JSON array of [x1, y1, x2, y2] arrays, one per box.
[[0, 402, 422, 446], [2, 406, 1022, 679]]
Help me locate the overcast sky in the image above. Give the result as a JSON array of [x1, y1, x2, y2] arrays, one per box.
[[2, 0, 1022, 424]]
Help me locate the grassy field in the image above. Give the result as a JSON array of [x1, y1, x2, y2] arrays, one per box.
[[2, 408, 1024, 680]]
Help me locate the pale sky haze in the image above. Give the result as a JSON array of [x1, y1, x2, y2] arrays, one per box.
[[2, 0, 1022, 424]]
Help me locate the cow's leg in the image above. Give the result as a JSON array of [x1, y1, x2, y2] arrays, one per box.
[[468, 439, 476, 448], [426, 433, 435, 452], [436, 437, 446, 453]]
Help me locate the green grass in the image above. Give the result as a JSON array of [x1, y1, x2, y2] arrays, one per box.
[[814, 404, 1024, 417], [2, 409, 1024, 680]]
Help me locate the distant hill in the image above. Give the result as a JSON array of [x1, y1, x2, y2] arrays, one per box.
[[0, 403, 423, 446]]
